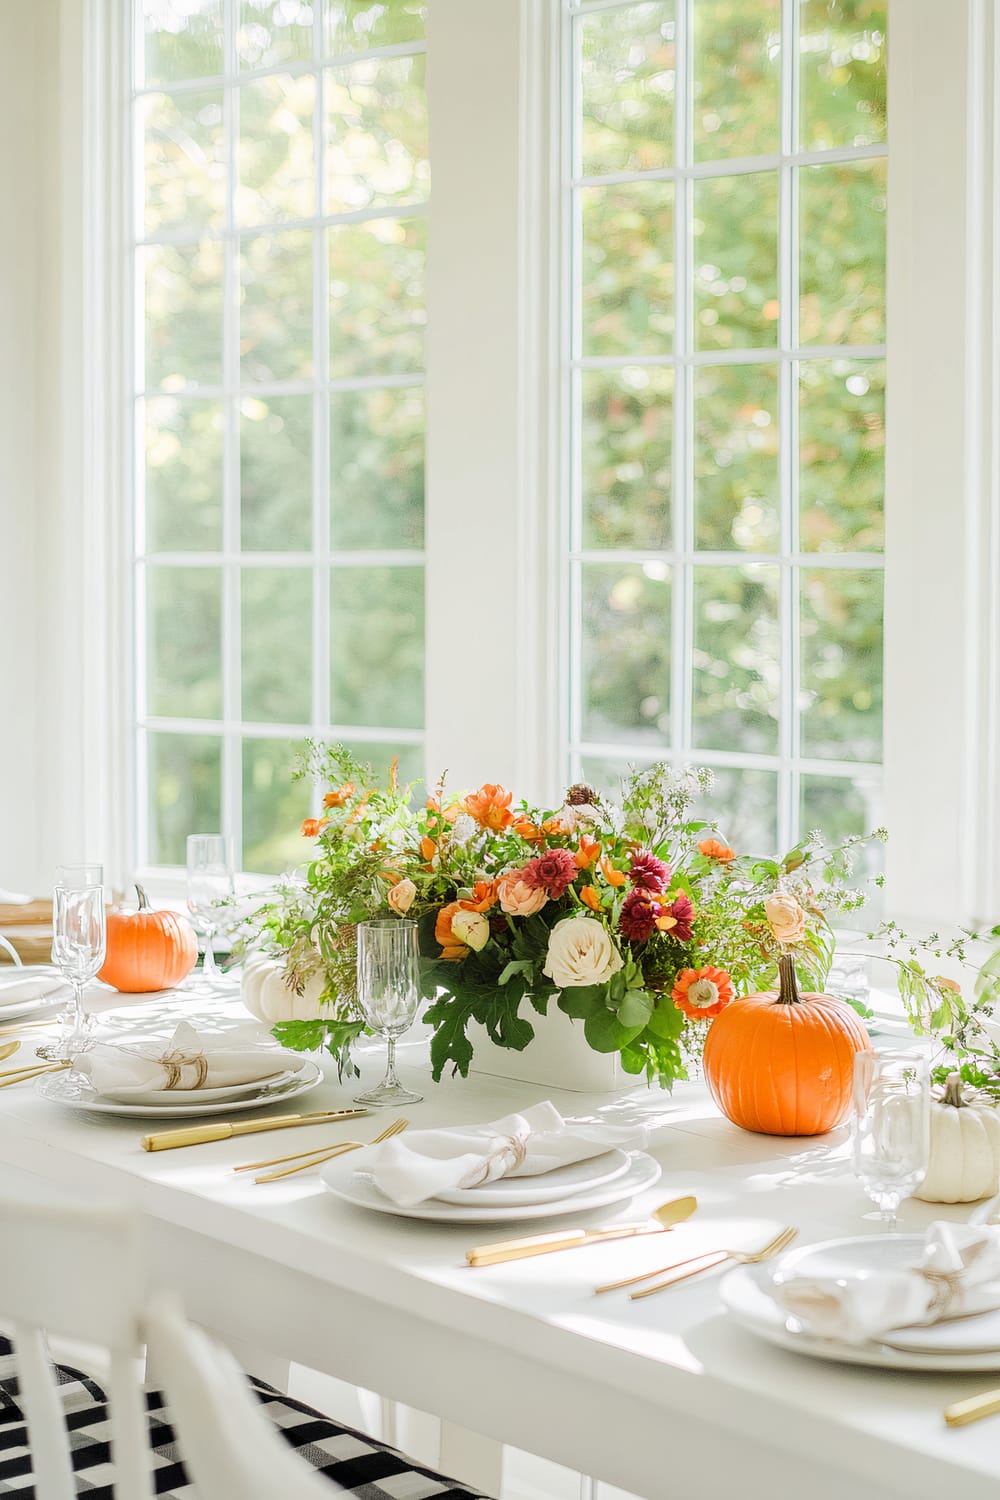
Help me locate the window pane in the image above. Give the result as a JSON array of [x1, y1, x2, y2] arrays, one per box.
[[238, 0, 315, 68], [147, 731, 222, 865], [801, 770, 881, 845], [693, 172, 779, 351], [329, 218, 425, 378], [800, 157, 886, 345], [694, 363, 779, 551], [800, 568, 883, 760], [142, 241, 224, 391], [330, 387, 424, 550], [237, 74, 315, 227], [581, 182, 674, 358], [341, 738, 424, 787], [242, 738, 312, 874], [144, 397, 224, 552], [800, 0, 887, 150], [580, 563, 671, 746], [147, 566, 223, 719], [326, 56, 429, 214], [240, 229, 314, 382], [579, 1, 675, 177], [692, 564, 779, 752], [241, 569, 312, 723], [141, 0, 223, 87], [692, 0, 780, 162], [695, 766, 778, 853], [581, 368, 672, 552], [325, 1, 425, 54], [799, 359, 885, 551], [330, 567, 424, 728], [142, 90, 225, 237], [240, 395, 313, 551]]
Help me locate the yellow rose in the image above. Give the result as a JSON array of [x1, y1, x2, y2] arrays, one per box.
[[450, 908, 490, 952], [387, 878, 417, 916], [765, 892, 806, 945]]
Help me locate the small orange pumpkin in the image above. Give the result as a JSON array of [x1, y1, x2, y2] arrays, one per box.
[[703, 954, 872, 1136], [98, 885, 198, 993]]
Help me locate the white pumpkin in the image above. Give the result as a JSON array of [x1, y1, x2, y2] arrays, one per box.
[[240, 953, 328, 1025], [915, 1073, 1000, 1204]]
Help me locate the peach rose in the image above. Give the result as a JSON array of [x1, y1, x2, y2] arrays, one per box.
[[765, 892, 807, 945], [451, 909, 490, 952], [497, 870, 549, 917], [388, 878, 416, 916]]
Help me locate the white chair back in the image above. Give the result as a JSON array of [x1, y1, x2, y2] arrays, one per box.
[[0, 1188, 153, 1500]]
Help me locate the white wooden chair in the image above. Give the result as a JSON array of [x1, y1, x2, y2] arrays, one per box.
[[0, 1186, 492, 1499]]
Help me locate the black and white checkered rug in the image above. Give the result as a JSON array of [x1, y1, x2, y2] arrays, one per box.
[[0, 1336, 492, 1498]]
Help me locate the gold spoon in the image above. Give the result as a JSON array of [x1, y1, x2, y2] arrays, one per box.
[[466, 1195, 699, 1267], [0, 1041, 20, 1063]]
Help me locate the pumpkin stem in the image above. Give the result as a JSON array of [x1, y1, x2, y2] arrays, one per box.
[[776, 952, 801, 1005], [134, 884, 151, 912], [943, 1071, 967, 1108]]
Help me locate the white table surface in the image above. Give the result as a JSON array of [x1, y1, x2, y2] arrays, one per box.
[[1, 986, 997, 1500]]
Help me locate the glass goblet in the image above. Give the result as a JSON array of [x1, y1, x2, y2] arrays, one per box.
[[185, 835, 235, 992], [37, 884, 107, 1062], [852, 1048, 930, 1232], [354, 919, 423, 1107]]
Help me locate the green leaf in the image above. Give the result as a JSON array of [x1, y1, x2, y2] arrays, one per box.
[[271, 1020, 327, 1052], [556, 985, 605, 1020], [497, 1007, 535, 1051], [646, 998, 684, 1040], [617, 987, 654, 1029], [584, 1007, 645, 1054], [619, 1043, 647, 1075], [498, 958, 534, 987], [528, 993, 549, 1017]]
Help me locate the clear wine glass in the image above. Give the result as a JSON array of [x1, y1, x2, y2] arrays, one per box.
[[37, 885, 107, 1062], [185, 835, 235, 992], [55, 864, 103, 890], [852, 1049, 930, 1231], [354, 920, 423, 1107]]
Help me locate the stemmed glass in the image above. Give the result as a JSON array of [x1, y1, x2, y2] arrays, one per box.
[[185, 835, 235, 992], [354, 920, 423, 1107], [37, 885, 107, 1062], [852, 1049, 930, 1231]]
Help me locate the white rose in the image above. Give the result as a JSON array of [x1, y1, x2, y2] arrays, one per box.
[[543, 916, 624, 989], [450, 908, 490, 952]]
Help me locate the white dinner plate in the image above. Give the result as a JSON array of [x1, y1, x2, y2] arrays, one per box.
[[721, 1234, 1000, 1372], [434, 1148, 632, 1208], [320, 1149, 662, 1224], [0, 968, 69, 1023], [98, 1055, 308, 1106], [34, 1058, 324, 1117]]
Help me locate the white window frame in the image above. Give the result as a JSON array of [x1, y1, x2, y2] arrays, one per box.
[[24, 0, 998, 932]]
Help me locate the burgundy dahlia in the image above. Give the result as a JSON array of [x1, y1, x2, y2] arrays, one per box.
[[523, 847, 578, 899], [666, 892, 695, 943], [618, 888, 659, 943], [629, 849, 670, 894]]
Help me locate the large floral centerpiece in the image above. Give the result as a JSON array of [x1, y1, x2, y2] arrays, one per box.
[[241, 742, 889, 1090]]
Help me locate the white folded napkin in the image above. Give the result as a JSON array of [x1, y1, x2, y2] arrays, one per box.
[[75, 1020, 295, 1096], [774, 1221, 1000, 1345], [0, 968, 70, 1009], [361, 1101, 640, 1207]]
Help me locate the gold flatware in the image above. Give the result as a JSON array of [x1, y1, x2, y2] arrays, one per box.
[[944, 1388, 1000, 1427], [235, 1114, 412, 1173], [252, 1117, 409, 1183], [0, 1018, 58, 1037], [467, 1195, 699, 1268], [624, 1225, 798, 1300], [0, 1061, 71, 1089], [0, 1041, 21, 1063], [141, 1108, 371, 1153]]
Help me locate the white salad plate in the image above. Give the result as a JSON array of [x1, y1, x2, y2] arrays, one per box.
[[97, 1061, 307, 1107], [721, 1234, 1000, 1372], [34, 1058, 323, 1117], [0, 968, 69, 1022], [434, 1148, 633, 1208], [320, 1149, 662, 1224]]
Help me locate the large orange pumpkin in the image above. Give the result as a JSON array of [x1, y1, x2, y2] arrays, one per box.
[[703, 954, 872, 1136], [98, 885, 198, 993]]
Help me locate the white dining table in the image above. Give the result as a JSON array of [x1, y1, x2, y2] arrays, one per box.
[[1, 986, 998, 1500]]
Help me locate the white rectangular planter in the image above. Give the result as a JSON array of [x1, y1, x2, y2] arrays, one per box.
[[468, 1005, 633, 1093]]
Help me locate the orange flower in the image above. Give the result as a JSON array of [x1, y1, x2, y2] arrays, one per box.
[[698, 837, 735, 863], [541, 817, 564, 837], [323, 782, 355, 809], [300, 817, 328, 838], [575, 836, 601, 870], [579, 885, 603, 913], [601, 859, 627, 888], [426, 795, 464, 825], [514, 815, 544, 843], [459, 879, 497, 913], [345, 789, 374, 826], [672, 965, 734, 1021], [379, 867, 403, 887], [465, 783, 515, 832], [434, 902, 470, 962], [934, 976, 962, 994], [420, 836, 437, 863]]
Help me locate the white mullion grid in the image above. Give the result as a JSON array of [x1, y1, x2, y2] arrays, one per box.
[[776, 0, 798, 854], [574, 343, 884, 371], [135, 199, 429, 251], [141, 550, 426, 567], [132, 38, 427, 98], [312, 9, 330, 804], [568, 550, 883, 569], [672, 0, 693, 775], [222, 0, 242, 866], [569, 739, 880, 780], [573, 141, 886, 189], [140, 717, 425, 744]]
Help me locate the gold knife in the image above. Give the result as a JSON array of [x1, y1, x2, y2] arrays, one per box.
[[466, 1195, 697, 1266], [944, 1388, 1000, 1427], [141, 1108, 370, 1152]]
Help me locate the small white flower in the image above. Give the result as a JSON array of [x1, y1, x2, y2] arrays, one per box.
[[450, 813, 479, 846]]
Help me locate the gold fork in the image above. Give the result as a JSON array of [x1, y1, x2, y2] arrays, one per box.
[[249, 1117, 409, 1183], [0, 1061, 71, 1089], [595, 1225, 798, 1299]]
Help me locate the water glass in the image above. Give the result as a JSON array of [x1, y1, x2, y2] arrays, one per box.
[[852, 1049, 930, 1231], [55, 864, 104, 890], [354, 920, 423, 1107], [186, 835, 235, 991], [38, 885, 107, 1061]]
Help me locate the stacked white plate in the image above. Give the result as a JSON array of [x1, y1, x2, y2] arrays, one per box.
[[320, 1146, 662, 1224], [35, 1053, 323, 1118], [0, 966, 68, 1024], [721, 1235, 1000, 1372]]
